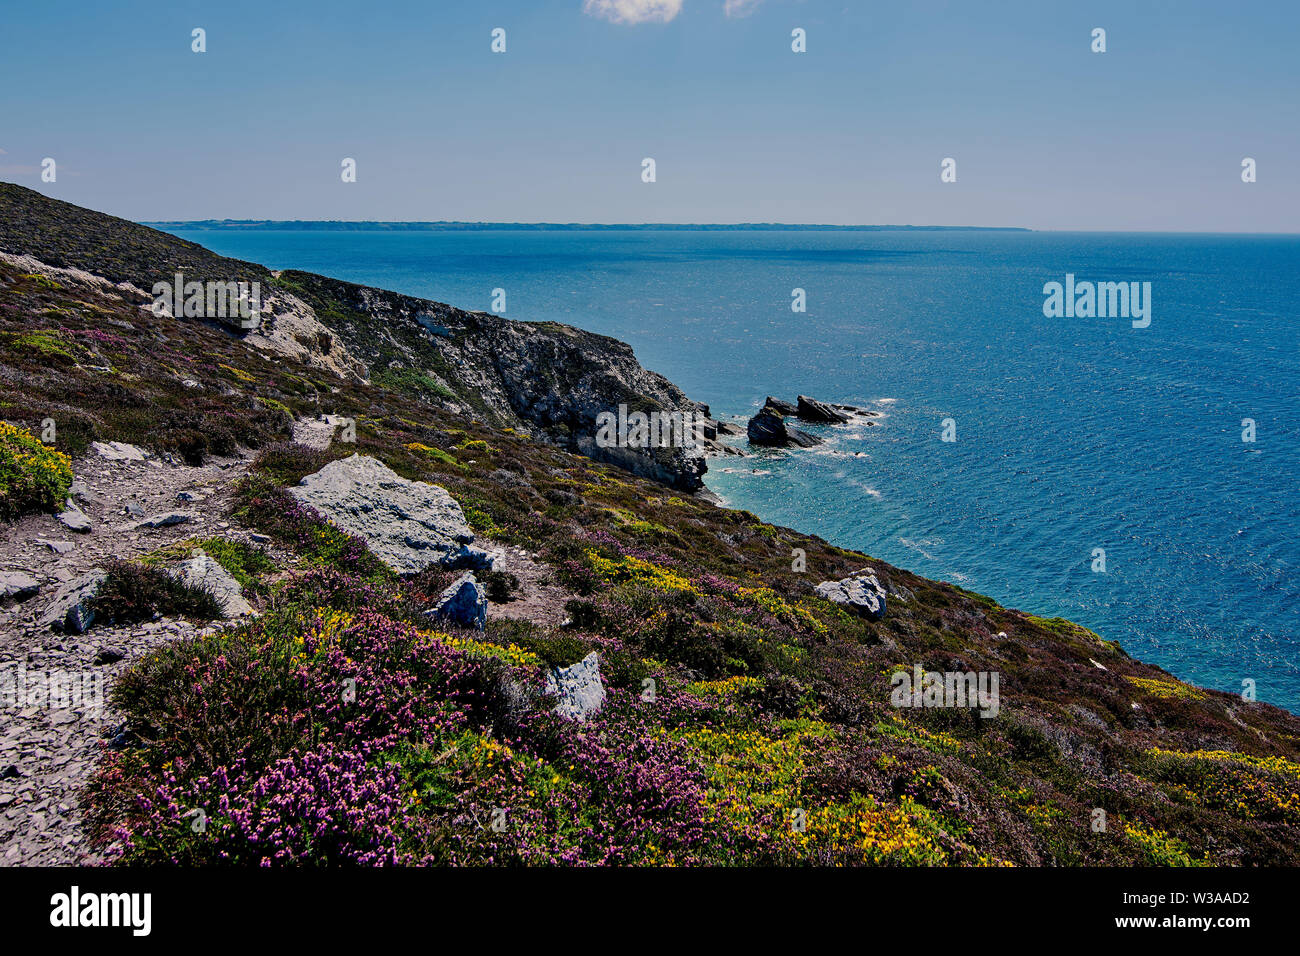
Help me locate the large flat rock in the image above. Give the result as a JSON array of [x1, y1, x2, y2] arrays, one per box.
[[289, 454, 501, 575]]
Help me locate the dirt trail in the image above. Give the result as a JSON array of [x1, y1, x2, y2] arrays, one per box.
[[0, 439, 571, 865], [0, 446, 258, 865]]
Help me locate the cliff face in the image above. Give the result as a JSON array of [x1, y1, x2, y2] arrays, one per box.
[[0, 183, 710, 491], [272, 271, 710, 491]]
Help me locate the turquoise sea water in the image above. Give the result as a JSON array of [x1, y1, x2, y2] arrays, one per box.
[[162, 227, 1300, 713]]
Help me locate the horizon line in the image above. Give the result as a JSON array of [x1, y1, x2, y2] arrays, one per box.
[[144, 220, 1032, 232], [141, 220, 1300, 235]]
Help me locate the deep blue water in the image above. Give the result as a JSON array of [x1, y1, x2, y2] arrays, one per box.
[[163, 227, 1300, 713]]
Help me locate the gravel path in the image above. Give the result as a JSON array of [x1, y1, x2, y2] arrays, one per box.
[[0, 445, 256, 865]]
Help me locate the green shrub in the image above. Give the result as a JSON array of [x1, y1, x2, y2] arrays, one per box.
[[250, 441, 349, 486], [145, 538, 276, 594], [0, 421, 74, 519], [91, 559, 222, 625], [480, 569, 520, 603]]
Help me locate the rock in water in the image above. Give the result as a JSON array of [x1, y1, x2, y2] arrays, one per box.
[[38, 569, 108, 633], [747, 406, 822, 448], [0, 571, 41, 603], [764, 396, 799, 416], [169, 551, 252, 618], [796, 395, 850, 424], [545, 651, 606, 721], [815, 569, 888, 621], [424, 572, 488, 630], [289, 454, 502, 575]]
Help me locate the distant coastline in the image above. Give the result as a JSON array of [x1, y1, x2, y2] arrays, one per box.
[[144, 220, 1034, 233]]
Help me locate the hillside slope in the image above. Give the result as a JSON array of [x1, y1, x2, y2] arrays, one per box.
[[2, 186, 1299, 866], [0, 183, 711, 491]]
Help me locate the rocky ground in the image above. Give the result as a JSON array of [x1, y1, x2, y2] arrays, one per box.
[[0, 444, 261, 864], [0, 436, 574, 865]]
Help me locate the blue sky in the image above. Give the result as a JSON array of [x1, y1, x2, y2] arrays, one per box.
[[2, 0, 1297, 230]]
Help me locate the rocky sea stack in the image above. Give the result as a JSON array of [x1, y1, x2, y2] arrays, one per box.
[[746, 394, 880, 448]]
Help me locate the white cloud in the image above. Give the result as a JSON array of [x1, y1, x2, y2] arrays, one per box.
[[723, 0, 762, 16], [582, 0, 684, 25]]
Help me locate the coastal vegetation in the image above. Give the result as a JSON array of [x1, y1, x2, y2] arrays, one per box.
[[3, 184, 1300, 866]]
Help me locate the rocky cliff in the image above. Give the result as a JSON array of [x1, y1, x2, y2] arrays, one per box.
[[0, 183, 711, 491]]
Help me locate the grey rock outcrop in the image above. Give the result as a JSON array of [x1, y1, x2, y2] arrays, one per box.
[[424, 572, 488, 630], [169, 551, 251, 619], [289, 454, 502, 575], [765, 396, 799, 416], [747, 406, 823, 448], [544, 651, 606, 721], [90, 440, 148, 461], [38, 569, 108, 633], [796, 395, 850, 424], [815, 568, 888, 621]]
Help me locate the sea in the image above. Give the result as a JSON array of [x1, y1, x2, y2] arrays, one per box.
[[158, 226, 1300, 713]]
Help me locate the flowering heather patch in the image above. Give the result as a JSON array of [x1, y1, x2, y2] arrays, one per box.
[[99, 745, 413, 866], [1142, 749, 1300, 825], [90, 590, 728, 865], [236, 475, 390, 581]]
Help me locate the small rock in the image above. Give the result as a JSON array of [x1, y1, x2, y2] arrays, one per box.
[[35, 539, 75, 555], [90, 440, 148, 462], [764, 396, 799, 416], [249, 533, 272, 545], [747, 406, 822, 448], [55, 506, 92, 534], [814, 568, 887, 621], [796, 395, 850, 424], [92, 649, 125, 666], [544, 652, 606, 722], [424, 572, 487, 631], [37, 569, 108, 634], [135, 511, 194, 529], [0, 571, 41, 603]]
